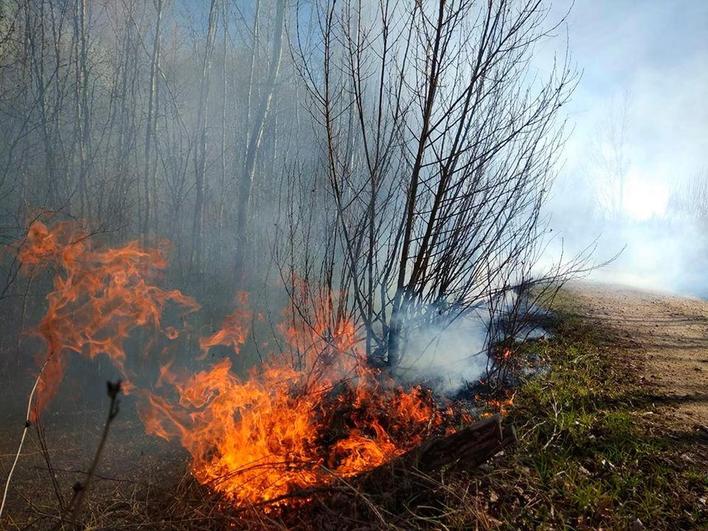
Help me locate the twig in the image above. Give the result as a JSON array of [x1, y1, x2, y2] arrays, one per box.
[[63, 380, 122, 528], [35, 418, 66, 512], [320, 465, 391, 527], [0, 352, 54, 519]]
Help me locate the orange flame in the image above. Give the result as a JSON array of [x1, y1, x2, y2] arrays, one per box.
[[198, 292, 252, 357], [16, 221, 199, 419], [141, 286, 450, 506], [14, 221, 482, 508], [481, 392, 515, 418]]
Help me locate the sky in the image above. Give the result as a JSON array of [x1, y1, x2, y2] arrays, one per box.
[[534, 1, 708, 294], [542, 0, 708, 220]]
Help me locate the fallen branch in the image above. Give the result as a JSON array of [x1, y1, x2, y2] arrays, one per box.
[[244, 415, 514, 512], [358, 415, 514, 490]]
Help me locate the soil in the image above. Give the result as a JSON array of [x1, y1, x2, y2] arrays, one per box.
[[566, 281, 708, 429], [0, 397, 186, 528]]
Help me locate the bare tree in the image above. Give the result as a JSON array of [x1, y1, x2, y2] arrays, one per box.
[[234, 0, 286, 284], [142, 0, 164, 237], [190, 0, 219, 276], [591, 92, 631, 219], [288, 0, 575, 368], [73, 0, 91, 218], [670, 169, 708, 223]]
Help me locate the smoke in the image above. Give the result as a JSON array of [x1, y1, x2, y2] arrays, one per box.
[[535, 1, 708, 298], [543, 132, 708, 297], [582, 217, 708, 298], [393, 287, 554, 395], [394, 313, 489, 394], [396, 0, 708, 396]]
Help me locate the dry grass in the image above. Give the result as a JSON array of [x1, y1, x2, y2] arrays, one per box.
[[1, 290, 706, 529]]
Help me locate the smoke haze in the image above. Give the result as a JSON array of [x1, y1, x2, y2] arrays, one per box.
[[539, 0, 708, 296]]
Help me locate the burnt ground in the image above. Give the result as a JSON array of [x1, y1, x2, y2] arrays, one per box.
[[0, 393, 188, 529], [565, 281, 708, 429]]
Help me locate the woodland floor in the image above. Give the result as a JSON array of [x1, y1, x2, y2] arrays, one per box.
[[0, 282, 706, 529]]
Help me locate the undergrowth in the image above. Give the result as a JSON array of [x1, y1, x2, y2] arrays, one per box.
[[2, 291, 706, 529]]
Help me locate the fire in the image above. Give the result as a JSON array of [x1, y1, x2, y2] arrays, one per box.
[[15, 220, 199, 419], [198, 291, 251, 357], [142, 287, 450, 506], [12, 220, 508, 509], [481, 392, 515, 418]]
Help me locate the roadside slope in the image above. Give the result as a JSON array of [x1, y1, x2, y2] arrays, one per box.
[[566, 282, 708, 429]]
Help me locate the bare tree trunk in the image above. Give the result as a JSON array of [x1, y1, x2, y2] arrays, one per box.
[[189, 0, 218, 277], [217, 0, 229, 267], [387, 1, 446, 367], [242, 0, 261, 166], [115, 2, 139, 231], [234, 0, 286, 284], [142, 0, 163, 237], [25, 0, 58, 208], [73, 0, 90, 219], [48, 0, 71, 203]]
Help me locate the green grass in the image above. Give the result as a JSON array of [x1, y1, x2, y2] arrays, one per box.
[[455, 301, 708, 530]]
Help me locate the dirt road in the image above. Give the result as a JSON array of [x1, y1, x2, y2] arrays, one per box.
[[566, 282, 708, 429]]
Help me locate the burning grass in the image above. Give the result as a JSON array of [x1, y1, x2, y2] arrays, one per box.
[[14, 293, 698, 530], [141, 355, 466, 507], [2, 220, 483, 521], [5, 221, 699, 529]]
